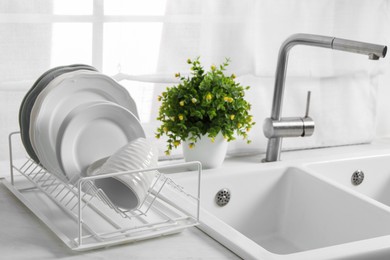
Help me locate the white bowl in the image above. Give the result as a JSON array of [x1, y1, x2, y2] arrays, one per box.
[[87, 138, 158, 210]]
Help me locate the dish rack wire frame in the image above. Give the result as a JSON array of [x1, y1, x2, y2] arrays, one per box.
[[7, 131, 201, 250]]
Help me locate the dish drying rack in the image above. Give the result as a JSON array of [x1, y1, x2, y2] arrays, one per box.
[[4, 132, 201, 251]]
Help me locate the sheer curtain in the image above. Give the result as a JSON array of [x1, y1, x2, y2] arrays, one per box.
[[154, 0, 390, 156], [1, 0, 389, 161], [1, 0, 53, 161], [157, 0, 389, 77]]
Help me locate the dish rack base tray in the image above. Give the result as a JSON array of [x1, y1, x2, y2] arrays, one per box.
[[3, 174, 198, 251]]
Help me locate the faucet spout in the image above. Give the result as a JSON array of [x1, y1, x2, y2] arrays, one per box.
[[264, 33, 387, 162], [332, 37, 387, 60]]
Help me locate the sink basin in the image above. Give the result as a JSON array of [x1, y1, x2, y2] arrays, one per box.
[[306, 154, 390, 207], [174, 163, 390, 259]]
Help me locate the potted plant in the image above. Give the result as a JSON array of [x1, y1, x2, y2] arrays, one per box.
[[156, 57, 255, 168]]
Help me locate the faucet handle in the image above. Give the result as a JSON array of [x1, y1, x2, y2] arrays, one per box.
[[304, 91, 311, 118], [263, 91, 315, 139], [302, 91, 315, 136]]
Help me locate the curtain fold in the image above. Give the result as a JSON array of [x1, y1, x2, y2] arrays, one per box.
[[158, 0, 388, 78], [0, 1, 52, 82]]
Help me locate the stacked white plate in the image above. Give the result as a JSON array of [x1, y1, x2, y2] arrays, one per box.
[[28, 69, 145, 182]]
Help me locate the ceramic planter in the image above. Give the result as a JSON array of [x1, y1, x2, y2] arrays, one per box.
[[182, 132, 228, 169]]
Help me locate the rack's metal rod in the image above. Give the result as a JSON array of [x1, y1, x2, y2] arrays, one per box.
[[54, 185, 67, 198], [148, 200, 177, 221], [196, 162, 202, 222], [18, 160, 30, 173], [24, 160, 36, 176], [8, 132, 18, 185], [123, 208, 144, 219], [96, 217, 191, 239], [81, 161, 202, 181], [78, 181, 83, 246], [48, 182, 63, 196], [144, 175, 167, 214], [29, 167, 43, 180], [28, 164, 41, 176], [134, 173, 159, 210], [41, 177, 56, 191], [58, 188, 73, 203], [36, 171, 48, 183], [71, 191, 92, 211], [63, 194, 77, 207]]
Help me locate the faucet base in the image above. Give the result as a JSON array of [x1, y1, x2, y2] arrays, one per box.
[[265, 137, 283, 162]]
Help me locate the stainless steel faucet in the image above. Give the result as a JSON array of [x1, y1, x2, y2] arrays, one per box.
[[263, 33, 387, 162]]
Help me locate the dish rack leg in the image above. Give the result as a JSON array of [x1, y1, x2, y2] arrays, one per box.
[[9, 131, 20, 185]]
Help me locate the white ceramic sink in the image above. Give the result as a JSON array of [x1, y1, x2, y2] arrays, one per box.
[[174, 160, 390, 260], [306, 154, 390, 207]]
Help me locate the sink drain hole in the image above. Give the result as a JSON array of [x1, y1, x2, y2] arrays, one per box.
[[351, 170, 364, 186], [215, 188, 231, 207]]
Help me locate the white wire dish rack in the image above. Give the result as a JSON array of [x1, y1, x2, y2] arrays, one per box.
[[4, 132, 201, 251]]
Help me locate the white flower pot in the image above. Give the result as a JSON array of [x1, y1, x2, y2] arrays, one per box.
[[182, 132, 228, 169]]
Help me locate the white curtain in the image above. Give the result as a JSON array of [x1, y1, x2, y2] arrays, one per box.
[[151, 0, 390, 157], [157, 0, 388, 77], [1, 0, 390, 161], [0, 0, 53, 161]]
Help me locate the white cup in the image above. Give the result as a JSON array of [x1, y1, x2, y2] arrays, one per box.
[[86, 138, 158, 210]]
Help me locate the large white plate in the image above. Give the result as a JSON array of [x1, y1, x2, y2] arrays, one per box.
[[30, 70, 139, 177], [56, 101, 145, 180]]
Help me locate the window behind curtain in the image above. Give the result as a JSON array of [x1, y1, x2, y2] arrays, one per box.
[[0, 0, 167, 161], [0, 0, 167, 117]]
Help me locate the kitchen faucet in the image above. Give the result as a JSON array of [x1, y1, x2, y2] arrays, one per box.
[[263, 33, 387, 162]]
